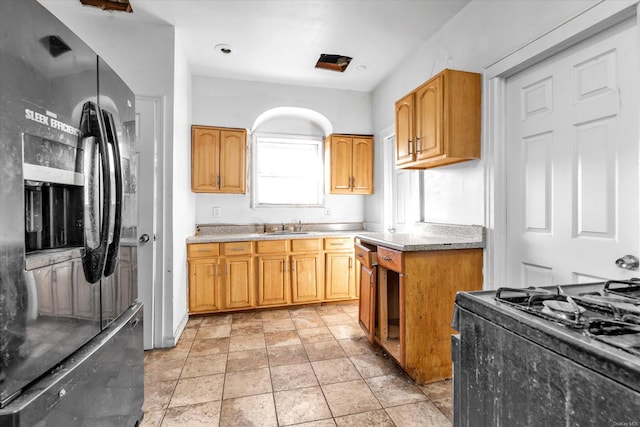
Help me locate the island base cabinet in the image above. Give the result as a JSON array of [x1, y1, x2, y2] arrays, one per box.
[[374, 248, 483, 384], [358, 263, 377, 344], [376, 267, 402, 364]]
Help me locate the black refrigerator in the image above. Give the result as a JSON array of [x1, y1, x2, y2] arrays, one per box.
[[0, 0, 143, 425]]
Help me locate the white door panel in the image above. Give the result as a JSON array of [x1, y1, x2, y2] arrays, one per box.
[[506, 17, 638, 287], [136, 97, 159, 349]]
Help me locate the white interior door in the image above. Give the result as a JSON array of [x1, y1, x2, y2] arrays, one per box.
[[383, 134, 421, 232], [506, 17, 639, 287], [135, 96, 159, 349]]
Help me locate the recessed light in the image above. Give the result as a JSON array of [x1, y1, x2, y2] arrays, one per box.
[[215, 44, 233, 55], [356, 65, 367, 71]]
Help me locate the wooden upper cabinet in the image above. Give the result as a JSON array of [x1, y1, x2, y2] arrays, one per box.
[[329, 135, 353, 193], [219, 130, 246, 193], [415, 75, 443, 161], [395, 93, 415, 166], [192, 125, 247, 193], [395, 69, 480, 169], [326, 134, 373, 195]]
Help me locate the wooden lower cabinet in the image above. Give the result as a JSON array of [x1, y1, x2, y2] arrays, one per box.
[[188, 236, 356, 314], [189, 255, 254, 312], [324, 252, 355, 300], [222, 256, 254, 309], [189, 258, 223, 313], [257, 254, 289, 306], [256, 239, 323, 306], [291, 253, 322, 303], [324, 237, 356, 300]]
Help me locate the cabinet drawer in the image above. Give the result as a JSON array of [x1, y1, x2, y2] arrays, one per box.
[[377, 246, 403, 272], [256, 239, 288, 254], [324, 237, 353, 251], [188, 243, 220, 258], [291, 238, 321, 253], [354, 242, 377, 269], [222, 241, 253, 256]]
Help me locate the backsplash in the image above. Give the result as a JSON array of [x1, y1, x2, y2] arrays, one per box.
[[196, 222, 364, 236]]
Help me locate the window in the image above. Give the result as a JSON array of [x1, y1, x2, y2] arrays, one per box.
[[254, 134, 324, 206]]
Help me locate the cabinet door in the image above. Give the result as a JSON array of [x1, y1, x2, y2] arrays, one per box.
[[192, 126, 220, 192], [34, 267, 54, 315], [358, 264, 377, 344], [395, 93, 415, 166], [415, 75, 443, 160], [189, 259, 222, 313], [329, 135, 353, 193], [223, 256, 254, 309], [74, 260, 99, 320], [257, 255, 289, 306], [291, 253, 323, 303], [325, 252, 355, 300], [352, 137, 373, 194], [219, 129, 246, 194], [53, 263, 74, 317], [114, 246, 136, 314]]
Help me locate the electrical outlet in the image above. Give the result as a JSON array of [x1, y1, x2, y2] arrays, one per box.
[[325, 208, 331, 217], [212, 207, 221, 218]]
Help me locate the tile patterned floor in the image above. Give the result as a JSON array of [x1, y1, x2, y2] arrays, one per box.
[[141, 302, 452, 427]]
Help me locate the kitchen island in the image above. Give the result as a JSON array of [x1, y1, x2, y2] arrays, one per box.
[[355, 223, 484, 384]]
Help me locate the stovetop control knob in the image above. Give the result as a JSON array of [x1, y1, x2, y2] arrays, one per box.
[[615, 254, 639, 270]]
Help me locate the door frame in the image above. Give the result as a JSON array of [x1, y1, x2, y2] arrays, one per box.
[[382, 124, 424, 233], [483, 0, 639, 290], [382, 124, 395, 232], [135, 95, 164, 349]]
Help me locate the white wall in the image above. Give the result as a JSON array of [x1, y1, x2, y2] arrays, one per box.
[[192, 76, 372, 225], [170, 30, 194, 337], [368, 0, 599, 228]]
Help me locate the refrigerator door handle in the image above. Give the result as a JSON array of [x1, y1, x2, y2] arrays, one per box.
[[101, 110, 123, 277], [80, 101, 111, 284]]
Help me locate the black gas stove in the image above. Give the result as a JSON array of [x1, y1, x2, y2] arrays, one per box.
[[452, 281, 640, 427], [495, 279, 640, 355]]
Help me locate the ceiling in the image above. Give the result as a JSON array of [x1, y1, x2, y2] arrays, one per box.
[[41, 0, 470, 92]]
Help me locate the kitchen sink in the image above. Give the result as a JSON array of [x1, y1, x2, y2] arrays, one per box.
[[269, 231, 309, 235]]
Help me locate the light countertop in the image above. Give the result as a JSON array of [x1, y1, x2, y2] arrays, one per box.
[[355, 231, 484, 252], [187, 222, 485, 252], [187, 230, 361, 244]]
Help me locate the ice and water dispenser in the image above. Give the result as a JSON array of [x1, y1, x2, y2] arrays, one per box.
[[23, 133, 84, 254]]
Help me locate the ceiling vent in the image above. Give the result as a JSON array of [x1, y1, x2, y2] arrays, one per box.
[[40, 35, 72, 58], [79, 0, 132, 13], [315, 54, 352, 72]]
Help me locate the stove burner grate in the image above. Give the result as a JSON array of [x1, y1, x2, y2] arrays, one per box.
[[495, 284, 640, 355]]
